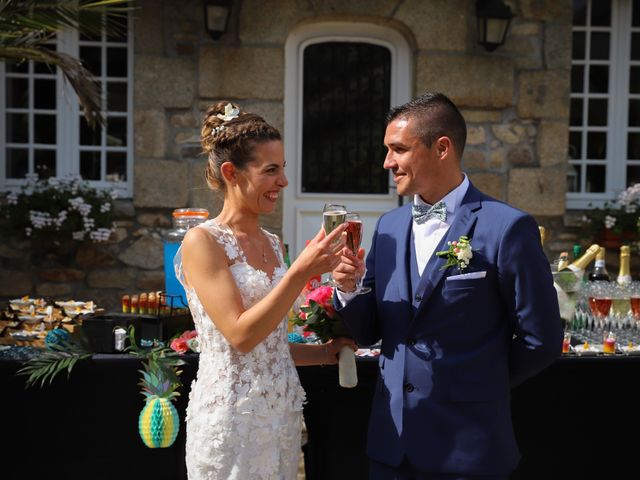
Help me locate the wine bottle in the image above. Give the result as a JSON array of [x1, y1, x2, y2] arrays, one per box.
[[538, 226, 547, 246], [617, 245, 632, 285], [561, 244, 600, 281], [588, 247, 610, 281], [572, 243, 583, 261], [557, 251, 570, 271]]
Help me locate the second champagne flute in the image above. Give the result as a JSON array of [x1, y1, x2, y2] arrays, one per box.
[[345, 212, 371, 294], [322, 203, 347, 286]]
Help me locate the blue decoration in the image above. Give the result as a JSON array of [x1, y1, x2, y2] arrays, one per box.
[[288, 332, 305, 344], [45, 328, 70, 349]]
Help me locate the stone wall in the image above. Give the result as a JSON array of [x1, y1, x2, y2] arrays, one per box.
[[0, 0, 577, 309]]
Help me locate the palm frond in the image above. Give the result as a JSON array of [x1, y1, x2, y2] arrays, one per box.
[[16, 338, 93, 388]]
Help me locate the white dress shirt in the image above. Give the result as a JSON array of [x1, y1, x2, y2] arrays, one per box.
[[413, 175, 469, 276], [337, 174, 469, 305]]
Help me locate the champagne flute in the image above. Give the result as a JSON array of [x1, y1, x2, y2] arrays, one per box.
[[345, 212, 371, 294], [322, 203, 347, 286]]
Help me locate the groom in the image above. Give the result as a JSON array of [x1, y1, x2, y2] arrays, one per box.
[[333, 92, 562, 480]]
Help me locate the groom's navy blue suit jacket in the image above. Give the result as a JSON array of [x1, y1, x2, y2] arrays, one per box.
[[336, 183, 562, 476]]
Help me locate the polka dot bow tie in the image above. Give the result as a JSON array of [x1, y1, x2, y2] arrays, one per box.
[[412, 201, 447, 224]]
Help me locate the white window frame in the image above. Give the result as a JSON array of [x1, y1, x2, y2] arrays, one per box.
[[0, 15, 134, 198], [568, 0, 636, 209]]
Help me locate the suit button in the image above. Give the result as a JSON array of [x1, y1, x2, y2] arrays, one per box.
[[414, 294, 422, 302], [404, 383, 414, 393], [407, 338, 416, 346]]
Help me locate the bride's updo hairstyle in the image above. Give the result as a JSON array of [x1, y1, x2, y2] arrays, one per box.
[[201, 101, 281, 191]]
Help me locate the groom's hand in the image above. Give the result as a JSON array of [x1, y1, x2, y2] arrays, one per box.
[[332, 247, 365, 293]]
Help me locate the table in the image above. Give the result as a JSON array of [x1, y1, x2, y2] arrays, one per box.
[[2, 354, 638, 479]]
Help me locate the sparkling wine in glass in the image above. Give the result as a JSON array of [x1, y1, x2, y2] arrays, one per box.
[[345, 212, 371, 295], [322, 203, 347, 286]]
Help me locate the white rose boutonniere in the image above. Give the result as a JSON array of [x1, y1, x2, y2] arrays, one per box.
[[435, 235, 473, 271]]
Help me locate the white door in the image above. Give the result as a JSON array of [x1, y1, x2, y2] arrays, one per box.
[[283, 22, 412, 260]]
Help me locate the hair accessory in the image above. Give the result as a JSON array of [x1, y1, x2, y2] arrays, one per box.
[[212, 125, 225, 136], [216, 103, 240, 122]]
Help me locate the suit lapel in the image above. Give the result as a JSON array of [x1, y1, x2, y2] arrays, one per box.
[[412, 185, 483, 320], [394, 206, 413, 304]]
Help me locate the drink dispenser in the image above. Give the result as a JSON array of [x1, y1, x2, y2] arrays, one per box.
[[163, 208, 209, 307]]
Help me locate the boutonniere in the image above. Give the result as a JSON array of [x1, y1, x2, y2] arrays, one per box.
[[435, 235, 473, 271]]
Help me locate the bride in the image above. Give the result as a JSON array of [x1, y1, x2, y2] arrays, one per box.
[[176, 101, 355, 479]]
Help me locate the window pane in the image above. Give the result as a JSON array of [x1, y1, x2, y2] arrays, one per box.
[[79, 11, 103, 41], [634, 0, 640, 27], [587, 131, 607, 159], [106, 13, 128, 42], [567, 163, 581, 192], [632, 33, 640, 60], [6, 148, 28, 179], [588, 98, 607, 126], [80, 46, 102, 75], [34, 149, 56, 177], [34, 114, 56, 144], [80, 151, 101, 180], [301, 42, 391, 194], [570, 98, 583, 126], [631, 66, 640, 94], [107, 152, 127, 182], [107, 47, 127, 77], [107, 82, 127, 111], [571, 65, 584, 92], [572, 31, 585, 59], [569, 131, 582, 159], [106, 117, 126, 146], [591, 1, 611, 26], [6, 113, 28, 143], [33, 45, 57, 74], [630, 100, 640, 127], [627, 165, 640, 185], [590, 32, 610, 60], [34, 79, 56, 109], [573, 0, 587, 25], [6, 78, 29, 108], [629, 133, 640, 159], [589, 65, 609, 93], [586, 164, 606, 192], [80, 116, 102, 145], [6, 60, 28, 73]]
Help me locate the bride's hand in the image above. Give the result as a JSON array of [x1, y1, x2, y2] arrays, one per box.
[[290, 224, 347, 278], [322, 337, 358, 365]]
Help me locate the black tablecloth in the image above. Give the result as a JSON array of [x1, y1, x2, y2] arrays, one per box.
[[2, 354, 638, 479]]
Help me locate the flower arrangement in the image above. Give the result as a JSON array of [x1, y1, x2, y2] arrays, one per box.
[[169, 330, 199, 354], [436, 235, 473, 271], [292, 286, 350, 343], [0, 173, 116, 244], [581, 184, 640, 241]]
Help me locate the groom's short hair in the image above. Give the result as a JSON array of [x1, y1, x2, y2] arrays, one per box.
[[386, 92, 467, 156]]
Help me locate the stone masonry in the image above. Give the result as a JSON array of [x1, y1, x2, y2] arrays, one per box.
[[0, 0, 576, 309]]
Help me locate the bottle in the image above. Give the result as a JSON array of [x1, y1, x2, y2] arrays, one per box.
[[561, 244, 600, 281], [572, 244, 583, 261], [617, 245, 632, 285], [588, 247, 610, 281], [163, 208, 209, 308], [557, 251, 570, 271], [538, 226, 547, 247]]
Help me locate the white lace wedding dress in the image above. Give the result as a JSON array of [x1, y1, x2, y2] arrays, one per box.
[[175, 220, 306, 480]]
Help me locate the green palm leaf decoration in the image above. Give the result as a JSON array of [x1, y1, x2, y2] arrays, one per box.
[[16, 336, 93, 388]]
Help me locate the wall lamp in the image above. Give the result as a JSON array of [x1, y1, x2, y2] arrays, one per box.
[[475, 0, 514, 51], [203, 0, 233, 40]]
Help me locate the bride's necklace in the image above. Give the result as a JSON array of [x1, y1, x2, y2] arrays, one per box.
[[227, 223, 268, 264]]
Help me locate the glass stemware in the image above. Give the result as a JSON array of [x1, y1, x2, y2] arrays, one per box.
[[345, 212, 371, 295], [322, 203, 347, 286]]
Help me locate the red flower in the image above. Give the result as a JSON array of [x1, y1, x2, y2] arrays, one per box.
[[180, 330, 198, 341], [170, 337, 189, 354]]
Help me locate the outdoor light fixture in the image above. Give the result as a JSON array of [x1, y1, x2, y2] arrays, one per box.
[[203, 0, 232, 40], [475, 0, 514, 51]]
